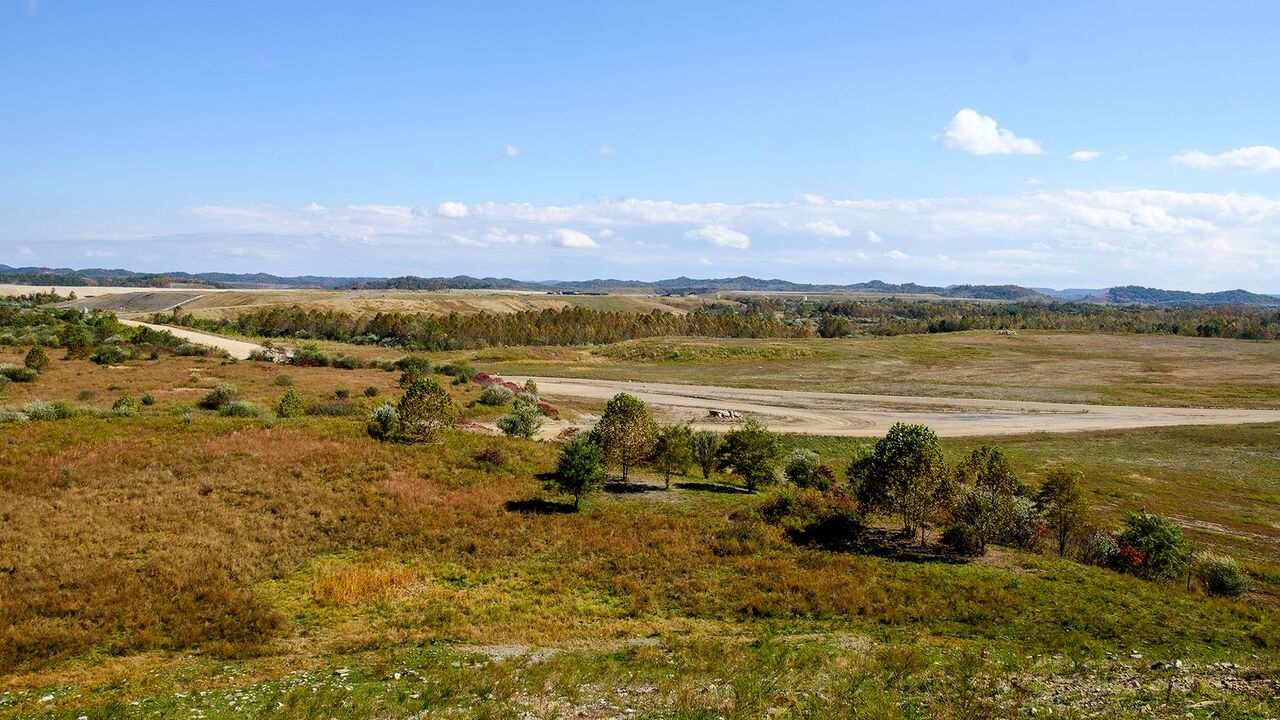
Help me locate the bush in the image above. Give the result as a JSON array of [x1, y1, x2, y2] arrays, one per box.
[[0, 376, 9, 392], [367, 402, 400, 439], [0, 364, 39, 383], [552, 434, 605, 509], [273, 373, 294, 387], [941, 523, 984, 555], [758, 487, 863, 551], [198, 383, 240, 410], [175, 342, 207, 357], [219, 401, 263, 418], [1073, 527, 1119, 567], [1117, 512, 1192, 581], [396, 376, 457, 441], [370, 358, 397, 372], [363, 385, 380, 398], [496, 401, 543, 439], [783, 449, 821, 487], [437, 360, 475, 379], [23, 346, 51, 372], [0, 409, 26, 423], [1194, 551, 1250, 597], [479, 385, 514, 406], [334, 388, 351, 399], [331, 354, 363, 370], [277, 389, 304, 418], [473, 446, 508, 468], [289, 344, 330, 367], [394, 355, 434, 376], [141, 392, 156, 406], [90, 345, 134, 365], [22, 400, 75, 421], [111, 395, 141, 417]]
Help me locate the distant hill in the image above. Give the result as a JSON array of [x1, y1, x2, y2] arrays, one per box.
[[1098, 286, 1280, 307], [3, 264, 1276, 306]]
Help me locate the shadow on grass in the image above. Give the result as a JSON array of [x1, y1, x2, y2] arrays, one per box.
[[503, 498, 577, 514], [854, 527, 969, 564], [604, 481, 661, 494], [673, 481, 750, 494]]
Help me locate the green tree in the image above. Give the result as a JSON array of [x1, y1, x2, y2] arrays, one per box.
[[689, 430, 722, 480], [277, 389, 304, 418], [496, 399, 543, 439], [717, 419, 781, 492], [1118, 512, 1191, 581], [651, 423, 692, 488], [592, 393, 656, 481], [396, 376, 457, 441], [522, 378, 538, 395], [848, 423, 950, 542], [553, 434, 605, 509], [23, 346, 50, 373], [947, 446, 1020, 554], [1036, 467, 1089, 557]]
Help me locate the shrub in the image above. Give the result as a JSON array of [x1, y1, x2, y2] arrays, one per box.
[[90, 345, 134, 365], [76, 389, 96, 401], [0, 376, 9, 392], [479, 385, 514, 406], [331, 354, 363, 370], [651, 423, 692, 488], [111, 395, 141, 417], [690, 430, 722, 480], [0, 409, 26, 423], [277, 389, 304, 418], [496, 401, 543, 439], [394, 354, 434, 376], [783, 449, 821, 487], [23, 346, 51, 372], [0, 364, 39, 382], [522, 379, 538, 395], [1194, 551, 1250, 597], [1117, 512, 1192, 581], [370, 358, 397, 372], [334, 388, 351, 399], [367, 401, 400, 439], [219, 401, 263, 418], [552, 434, 605, 509], [363, 385, 380, 398], [396, 376, 456, 441], [141, 392, 156, 406], [1074, 527, 1119, 567], [758, 487, 863, 551], [473, 446, 508, 468], [198, 383, 240, 410], [175, 342, 207, 357], [289, 344, 330, 367], [718, 419, 781, 493], [436, 359, 475, 379], [22, 400, 75, 421], [273, 373, 294, 386]]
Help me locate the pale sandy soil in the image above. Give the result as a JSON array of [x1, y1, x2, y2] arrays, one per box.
[[514, 376, 1280, 438], [107, 322, 1280, 435]]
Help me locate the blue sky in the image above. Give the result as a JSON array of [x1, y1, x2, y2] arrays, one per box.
[[3, 1, 1279, 290]]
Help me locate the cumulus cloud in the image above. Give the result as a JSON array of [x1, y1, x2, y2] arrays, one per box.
[[802, 220, 851, 238], [599, 144, 616, 156], [502, 144, 523, 158], [866, 230, 883, 244], [436, 201, 470, 218], [1070, 150, 1101, 161], [885, 250, 910, 260], [552, 228, 599, 248], [685, 224, 750, 249], [938, 108, 1043, 155], [1171, 146, 1280, 173]]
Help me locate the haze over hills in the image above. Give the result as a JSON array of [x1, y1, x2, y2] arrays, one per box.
[[2, 264, 1278, 307]]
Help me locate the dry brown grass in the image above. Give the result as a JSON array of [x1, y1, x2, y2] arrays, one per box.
[[312, 559, 422, 606]]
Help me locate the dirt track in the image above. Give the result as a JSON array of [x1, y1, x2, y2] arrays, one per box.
[[518, 376, 1280, 437], [98, 322, 1280, 435]]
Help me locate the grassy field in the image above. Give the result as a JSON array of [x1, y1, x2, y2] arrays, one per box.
[[466, 332, 1280, 408], [1, 345, 1279, 717]]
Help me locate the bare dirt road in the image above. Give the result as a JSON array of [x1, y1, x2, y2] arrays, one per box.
[[116, 319, 267, 361], [94, 322, 1280, 436], [516, 376, 1280, 437]]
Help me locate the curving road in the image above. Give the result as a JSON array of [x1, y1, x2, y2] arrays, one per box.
[[515, 376, 1280, 437], [105, 322, 1280, 436]]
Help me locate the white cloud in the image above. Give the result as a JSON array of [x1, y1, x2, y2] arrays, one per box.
[[502, 144, 523, 158], [1070, 150, 1101, 161], [436, 201, 470, 218], [1025, 178, 1044, 185], [1171, 146, 1280, 173], [938, 108, 1043, 155], [866, 230, 883, 244], [685, 224, 750, 249], [19, 246, 34, 257], [799, 193, 828, 205], [552, 228, 599, 249], [599, 144, 616, 156], [885, 250, 910, 260], [802, 220, 851, 238], [698, 257, 712, 266]]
